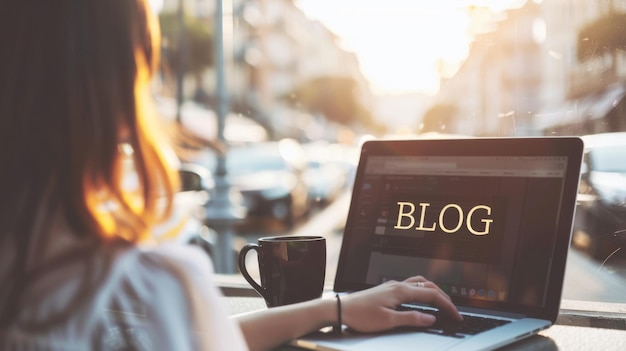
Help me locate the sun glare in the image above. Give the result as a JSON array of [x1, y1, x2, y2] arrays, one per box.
[[296, 0, 523, 95]]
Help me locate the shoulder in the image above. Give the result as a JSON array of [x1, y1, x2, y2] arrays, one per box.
[[1, 243, 236, 350], [115, 242, 218, 302], [107, 243, 248, 350], [134, 242, 215, 278]]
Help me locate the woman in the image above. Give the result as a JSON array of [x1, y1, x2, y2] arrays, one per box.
[[0, 1, 461, 350]]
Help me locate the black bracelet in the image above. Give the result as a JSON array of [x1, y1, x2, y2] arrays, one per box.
[[334, 293, 342, 335]]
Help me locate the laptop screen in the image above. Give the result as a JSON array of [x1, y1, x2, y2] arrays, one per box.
[[335, 138, 583, 319]]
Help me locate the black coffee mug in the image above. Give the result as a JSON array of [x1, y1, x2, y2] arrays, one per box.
[[238, 235, 326, 307]]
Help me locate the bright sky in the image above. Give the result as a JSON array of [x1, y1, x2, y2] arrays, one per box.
[[295, 0, 524, 95]]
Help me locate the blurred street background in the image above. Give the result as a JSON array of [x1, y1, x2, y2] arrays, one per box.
[[146, 0, 626, 305]]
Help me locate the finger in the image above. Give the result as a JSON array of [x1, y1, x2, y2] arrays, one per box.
[[404, 287, 463, 321], [391, 310, 436, 328], [422, 289, 463, 321], [403, 275, 427, 284], [403, 278, 451, 301]]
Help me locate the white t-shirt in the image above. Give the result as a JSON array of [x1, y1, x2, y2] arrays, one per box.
[[0, 236, 249, 350]]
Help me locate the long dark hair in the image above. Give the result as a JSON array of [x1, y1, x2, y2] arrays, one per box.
[[0, 0, 179, 325]]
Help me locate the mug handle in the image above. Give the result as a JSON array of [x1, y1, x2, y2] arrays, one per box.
[[238, 243, 268, 301]]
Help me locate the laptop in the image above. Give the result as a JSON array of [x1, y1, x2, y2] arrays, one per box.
[[292, 137, 583, 351]]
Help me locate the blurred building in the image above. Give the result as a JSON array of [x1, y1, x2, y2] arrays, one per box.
[[435, 0, 626, 137], [160, 0, 374, 141], [538, 0, 626, 134]]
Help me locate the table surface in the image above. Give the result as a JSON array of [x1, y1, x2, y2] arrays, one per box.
[[224, 296, 626, 351]]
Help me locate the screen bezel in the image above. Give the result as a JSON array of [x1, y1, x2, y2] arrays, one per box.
[[334, 137, 583, 323]]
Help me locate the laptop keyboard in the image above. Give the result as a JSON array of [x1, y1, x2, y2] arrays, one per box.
[[397, 305, 512, 338]]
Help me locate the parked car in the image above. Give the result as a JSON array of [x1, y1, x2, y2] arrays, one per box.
[[119, 143, 216, 253], [572, 132, 626, 260], [302, 141, 350, 206], [153, 163, 216, 252], [211, 139, 310, 230], [303, 158, 347, 206]]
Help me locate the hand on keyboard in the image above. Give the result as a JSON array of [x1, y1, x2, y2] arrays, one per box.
[[397, 305, 511, 338]]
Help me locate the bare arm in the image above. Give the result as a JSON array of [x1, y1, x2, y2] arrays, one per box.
[[235, 297, 335, 351], [234, 276, 462, 351]]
